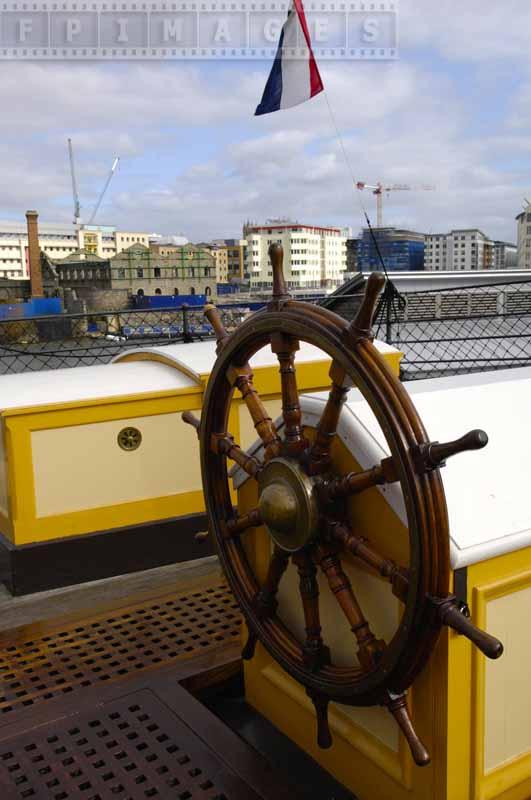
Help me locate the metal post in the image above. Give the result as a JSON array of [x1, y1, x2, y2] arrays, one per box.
[[182, 304, 192, 342], [385, 282, 393, 345]]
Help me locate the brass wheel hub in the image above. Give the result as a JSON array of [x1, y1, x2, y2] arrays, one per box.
[[258, 458, 318, 552]]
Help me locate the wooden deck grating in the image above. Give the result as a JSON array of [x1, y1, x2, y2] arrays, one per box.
[[0, 576, 241, 724]]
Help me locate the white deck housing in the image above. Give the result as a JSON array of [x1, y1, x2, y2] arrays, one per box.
[[233, 367, 531, 569]]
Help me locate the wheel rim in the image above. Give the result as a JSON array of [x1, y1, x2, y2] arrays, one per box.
[[187, 247, 497, 766], [200, 304, 450, 704]]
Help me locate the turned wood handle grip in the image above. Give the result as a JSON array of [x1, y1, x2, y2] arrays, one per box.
[[204, 304, 228, 343], [386, 693, 430, 766], [182, 410, 200, 435], [425, 429, 488, 468], [348, 271, 386, 340], [440, 603, 503, 659], [269, 243, 289, 300]]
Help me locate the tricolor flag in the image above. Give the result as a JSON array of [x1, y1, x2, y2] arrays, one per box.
[[255, 0, 324, 116]]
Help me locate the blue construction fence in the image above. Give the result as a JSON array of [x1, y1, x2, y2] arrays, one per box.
[[131, 293, 207, 309], [0, 297, 62, 320]]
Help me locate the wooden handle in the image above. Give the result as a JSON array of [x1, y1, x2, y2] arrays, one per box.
[[434, 597, 503, 659], [269, 243, 289, 301], [204, 304, 229, 349], [420, 429, 488, 470], [307, 690, 332, 750], [242, 626, 258, 661], [348, 271, 385, 341], [182, 411, 200, 437], [386, 692, 430, 766]]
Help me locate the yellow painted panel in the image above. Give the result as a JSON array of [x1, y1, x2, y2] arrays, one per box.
[[15, 489, 204, 546], [0, 386, 198, 418], [485, 586, 531, 772], [470, 552, 531, 800], [32, 410, 202, 517], [277, 555, 401, 751], [0, 420, 9, 516]]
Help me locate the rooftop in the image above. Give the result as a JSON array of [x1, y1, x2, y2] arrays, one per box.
[[246, 224, 343, 234]]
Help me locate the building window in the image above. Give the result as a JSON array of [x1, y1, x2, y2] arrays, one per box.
[[137, 288, 144, 296], [174, 287, 179, 296], [155, 288, 162, 295], [154, 267, 161, 278], [137, 268, 144, 278], [205, 286, 212, 296], [190, 287, 196, 295]]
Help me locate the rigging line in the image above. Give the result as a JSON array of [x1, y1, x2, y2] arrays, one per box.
[[323, 89, 370, 220], [322, 87, 398, 340], [323, 89, 355, 183], [322, 88, 390, 278]]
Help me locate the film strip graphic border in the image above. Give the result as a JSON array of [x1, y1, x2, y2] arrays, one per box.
[[0, 0, 398, 59]]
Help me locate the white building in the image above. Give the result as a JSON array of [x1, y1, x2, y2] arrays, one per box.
[[425, 229, 497, 271], [493, 241, 518, 270], [0, 220, 151, 280], [243, 223, 347, 290], [516, 206, 531, 269]]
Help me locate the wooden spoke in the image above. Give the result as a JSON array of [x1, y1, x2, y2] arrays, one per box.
[[204, 304, 229, 352], [316, 545, 386, 672], [255, 546, 291, 620], [429, 595, 503, 659], [306, 689, 332, 749], [224, 509, 262, 539], [385, 692, 430, 766], [414, 429, 488, 473], [331, 522, 409, 603], [210, 432, 262, 477], [270, 332, 307, 455], [181, 410, 200, 437], [227, 364, 282, 459], [307, 361, 351, 474], [318, 457, 398, 503], [292, 550, 329, 672], [242, 626, 258, 661], [346, 271, 386, 343], [269, 243, 290, 303]]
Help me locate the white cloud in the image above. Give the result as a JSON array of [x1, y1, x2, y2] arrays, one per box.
[[0, 37, 528, 245], [400, 0, 531, 62]]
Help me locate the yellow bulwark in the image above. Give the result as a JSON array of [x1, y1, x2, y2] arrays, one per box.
[[0, 340, 402, 547], [237, 373, 531, 800]]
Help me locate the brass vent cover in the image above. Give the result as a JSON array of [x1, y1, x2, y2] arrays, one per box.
[[0, 583, 240, 721], [117, 427, 142, 451]]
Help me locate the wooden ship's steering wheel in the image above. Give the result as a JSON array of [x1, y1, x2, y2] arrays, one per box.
[[183, 244, 503, 767]]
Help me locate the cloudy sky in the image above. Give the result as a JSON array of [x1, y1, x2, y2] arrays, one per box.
[[1, 0, 531, 242]]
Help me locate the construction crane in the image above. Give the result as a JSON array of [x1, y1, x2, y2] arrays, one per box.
[[66, 140, 121, 227], [88, 157, 120, 225], [355, 181, 435, 228], [67, 138, 81, 227]]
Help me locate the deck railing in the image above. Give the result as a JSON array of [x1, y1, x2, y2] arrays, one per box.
[[0, 304, 256, 374], [1, 278, 531, 379], [372, 277, 531, 381]]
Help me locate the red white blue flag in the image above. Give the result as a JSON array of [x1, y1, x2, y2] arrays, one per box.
[[255, 0, 324, 116]]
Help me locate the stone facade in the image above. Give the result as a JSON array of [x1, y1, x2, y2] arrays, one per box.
[[42, 243, 217, 311], [112, 243, 216, 297]]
